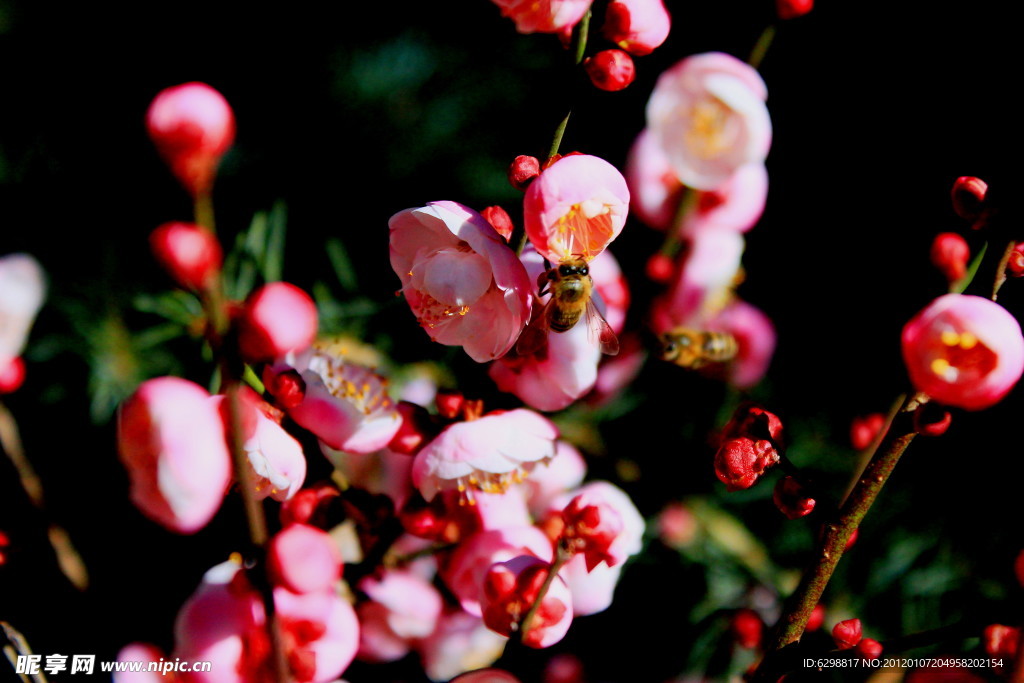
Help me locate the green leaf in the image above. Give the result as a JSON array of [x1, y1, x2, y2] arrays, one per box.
[[326, 238, 358, 293]]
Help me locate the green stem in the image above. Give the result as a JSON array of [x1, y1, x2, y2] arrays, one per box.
[[518, 544, 573, 642], [991, 239, 1016, 300], [753, 393, 928, 681], [545, 10, 591, 162], [194, 189, 216, 234], [547, 110, 573, 161], [748, 25, 777, 69], [657, 186, 697, 259]]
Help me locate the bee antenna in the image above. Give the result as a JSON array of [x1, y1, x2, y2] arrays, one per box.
[[542, 257, 552, 269]]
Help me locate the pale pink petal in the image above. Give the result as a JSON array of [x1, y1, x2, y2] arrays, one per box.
[[0, 253, 45, 365], [418, 611, 508, 682]]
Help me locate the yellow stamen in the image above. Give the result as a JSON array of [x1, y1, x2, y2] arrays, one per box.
[[959, 332, 978, 349], [931, 358, 951, 376], [941, 330, 960, 346]]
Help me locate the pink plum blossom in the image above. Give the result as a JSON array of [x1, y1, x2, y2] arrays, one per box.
[[709, 299, 776, 389], [651, 230, 745, 327], [646, 52, 771, 191], [490, 0, 592, 34], [275, 348, 401, 454], [418, 610, 508, 682], [603, 0, 671, 56], [441, 526, 554, 617], [452, 670, 522, 683], [146, 82, 235, 197], [557, 553, 623, 616], [212, 389, 306, 501], [117, 377, 231, 534], [390, 201, 533, 362], [523, 154, 630, 263], [324, 446, 414, 510], [237, 282, 318, 363], [0, 253, 45, 367], [174, 559, 359, 683], [481, 555, 573, 648], [522, 441, 588, 516], [901, 294, 1024, 410], [626, 129, 683, 231], [589, 248, 630, 335], [472, 489, 533, 531], [681, 163, 769, 236], [113, 643, 167, 683], [268, 523, 342, 595], [546, 481, 644, 568], [356, 569, 443, 662], [412, 408, 558, 502], [588, 333, 647, 405]]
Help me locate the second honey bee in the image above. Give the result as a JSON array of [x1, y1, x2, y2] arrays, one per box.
[[516, 256, 619, 356], [659, 328, 738, 369]]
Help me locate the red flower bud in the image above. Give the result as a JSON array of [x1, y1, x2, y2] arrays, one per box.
[[1007, 243, 1024, 278], [509, 155, 541, 191], [262, 366, 307, 410], [0, 357, 26, 394], [150, 221, 223, 291], [714, 437, 779, 491], [776, 0, 813, 19], [723, 403, 784, 444], [481, 205, 514, 241], [730, 608, 763, 649], [645, 252, 675, 283], [602, 0, 671, 56], [930, 232, 970, 283], [435, 389, 465, 420], [146, 82, 235, 197], [913, 403, 952, 436], [982, 624, 1019, 659], [237, 283, 318, 363], [951, 176, 988, 222], [845, 528, 859, 550], [850, 413, 886, 450], [279, 484, 339, 528], [1014, 549, 1024, 588], [832, 618, 862, 650], [584, 50, 636, 92], [855, 638, 883, 661], [773, 476, 816, 519], [387, 401, 435, 455], [806, 604, 826, 632]]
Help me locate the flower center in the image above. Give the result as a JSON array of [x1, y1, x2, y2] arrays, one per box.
[[414, 292, 471, 330], [927, 328, 997, 384], [552, 202, 615, 261], [684, 97, 735, 160], [308, 350, 393, 416]]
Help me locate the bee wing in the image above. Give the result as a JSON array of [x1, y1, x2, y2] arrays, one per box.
[[585, 298, 619, 356], [515, 299, 553, 357]]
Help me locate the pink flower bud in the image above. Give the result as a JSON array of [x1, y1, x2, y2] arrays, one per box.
[[146, 82, 235, 197], [237, 282, 318, 363], [544, 654, 584, 683], [584, 50, 636, 92], [730, 608, 763, 649], [776, 0, 813, 19], [387, 401, 435, 455], [930, 232, 970, 283], [482, 205, 515, 241], [1015, 549, 1024, 588], [149, 222, 222, 291], [806, 604, 826, 632], [0, 253, 46, 368], [602, 0, 671, 56], [1007, 243, 1024, 278], [850, 413, 886, 450], [117, 377, 231, 534], [561, 493, 625, 571], [509, 155, 541, 191], [913, 403, 952, 436], [855, 637, 883, 661], [268, 523, 342, 594], [490, 0, 591, 34], [523, 154, 630, 263], [0, 357, 25, 394], [901, 294, 1024, 410], [657, 503, 697, 548], [832, 619, 863, 650], [951, 176, 988, 222], [646, 252, 675, 283], [279, 484, 339, 527], [481, 555, 573, 648], [773, 476, 815, 519], [714, 437, 779, 491], [453, 670, 522, 683], [983, 624, 1019, 658]]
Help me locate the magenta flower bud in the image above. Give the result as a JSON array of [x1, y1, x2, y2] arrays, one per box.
[[481, 205, 515, 241], [913, 403, 952, 436], [268, 523, 342, 594], [117, 377, 231, 534], [603, 0, 671, 56], [0, 357, 25, 394], [508, 155, 541, 191], [773, 476, 816, 519], [584, 50, 636, 92], [523, 154, 630, 263], [901, 294, 1024, 410], [730, 608, 763, 649], [832, 618, 863, 650], [262, 366, 306, 410], [850, 412, 886, 450], [855, 637, 883, 661], [1007, 243, 1024, 278], [951, 176, 988, 222], [930, 232, 970, 283], [482, 555, 573, 648], [149, 221, 223, 291], [776, 0, 813, 19], [146, 82, 235, 197], [237, 282, 318, 363]]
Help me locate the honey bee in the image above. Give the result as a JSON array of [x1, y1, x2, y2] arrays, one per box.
[[516, 256, 619, 357], [659, 328, 738, 369]]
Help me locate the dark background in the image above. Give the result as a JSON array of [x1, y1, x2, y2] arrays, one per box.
[[1, 1, 1022, 680]]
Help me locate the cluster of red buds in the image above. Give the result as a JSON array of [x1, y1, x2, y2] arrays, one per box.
[[714, 403, 783, 491]]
